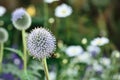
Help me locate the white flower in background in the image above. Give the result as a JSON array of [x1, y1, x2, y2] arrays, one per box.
[[67, 68, 78, 76], [49, 71, 56, 80], [77, 52, 92, 64], [55, 3, 72, 18], [112, 50, 120, 58], [65, 46, 83, 57], [0, 6, 6, 17], [113, 74, 120, 80], [91, 37, 109, 46], [100, 57, 111, 67], [93, 62, 103, 74], [87, 45, 101, 57], [44, 0, 59, 3], [48, 17, 55, 24], [89, 78, 99, 80]]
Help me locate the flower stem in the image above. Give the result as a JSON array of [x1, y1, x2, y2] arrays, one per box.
[[44, 2, 48, 27], [22, 30, 27, 71], [0, 43, 4, 72], [42, 58, 50, 80]]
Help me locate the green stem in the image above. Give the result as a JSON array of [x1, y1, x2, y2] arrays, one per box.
[[0, 43, 4, 72], [42, 58, 50, 80], [22, 30, 27, 71], [55, 18, 60, 38], [44, 2, 48, 27]]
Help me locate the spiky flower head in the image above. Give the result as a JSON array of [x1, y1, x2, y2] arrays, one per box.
[[0, 28, 8, 43], [11, 8, 31, 30], [27, 27, 56, 59]]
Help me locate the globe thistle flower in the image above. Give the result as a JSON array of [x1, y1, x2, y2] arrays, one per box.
[[65, 46, 83, 57], [11, 8, 31, 30], [0, 28, 8, 43], [44, 0, 59, 3], [0, 6, 6, 17], [55, 3, 72, 18], [27, 27, 56, 59]]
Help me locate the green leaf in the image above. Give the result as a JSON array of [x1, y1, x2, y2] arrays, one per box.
[[4, 47, 23, 60]]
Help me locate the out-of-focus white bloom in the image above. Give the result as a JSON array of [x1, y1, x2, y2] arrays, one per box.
[[55, 3, 72, 18], [65, 46, 83, 57], [67, 68, 78, 76], [112, 50, 120, 58], [93, 62, 103, 73], [49, 71, 56, 80], [77, 52, 92, 64], [44, 0, 59, 3], [87, 45, 100, 57], [91, 37, 109, 46], [0, 6, 6, 17], [81, 38, 87, 44], [100, 57, 111, 67], [48, 17, 55, 24], [113, 74, 120, 80], [89, 78, 99, 80]]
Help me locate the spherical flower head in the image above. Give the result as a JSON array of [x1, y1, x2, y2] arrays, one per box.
[[11, 8, 32, 30], [0, 28, 8, 43], [65, 46, 83, 57], [27, 27, 56, 59], [55, 3, 72, 18], [0, 6, 6, 17], [44, 0, 59, 3], [91, 37, 109, 46]]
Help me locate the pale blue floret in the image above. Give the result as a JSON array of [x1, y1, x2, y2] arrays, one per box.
[[11, 8, 26, 22]]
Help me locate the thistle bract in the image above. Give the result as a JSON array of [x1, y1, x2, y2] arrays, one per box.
[[27, 27, 56, 59], [11, 8, 31, 30], [0, 28, 8, 43]]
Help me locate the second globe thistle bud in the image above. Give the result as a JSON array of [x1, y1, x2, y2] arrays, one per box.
[[11, 8, 31, 30], [0, 28, 8, 43], [27, 27, 56, 59]]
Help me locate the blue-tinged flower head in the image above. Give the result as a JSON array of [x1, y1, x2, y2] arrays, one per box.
[[87, 45, 101, 57], [0, 28, 8, 43], [11, 8, 31, 30], [27, 27, 56, 59], [12, 8, 26, 22]]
